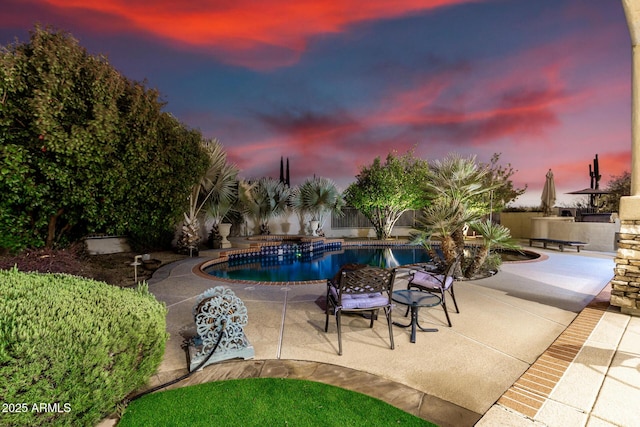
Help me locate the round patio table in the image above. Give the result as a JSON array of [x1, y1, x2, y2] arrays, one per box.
[[392, 290, 441, 343]]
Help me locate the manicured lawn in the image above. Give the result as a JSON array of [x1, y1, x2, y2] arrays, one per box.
[[119, 378, 436, 426]]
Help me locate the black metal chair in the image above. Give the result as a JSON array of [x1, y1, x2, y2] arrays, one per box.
[[406, 259, 460, 327], [324, 266, 396, 355]]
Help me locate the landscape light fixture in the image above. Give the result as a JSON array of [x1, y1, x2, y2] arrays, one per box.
[[130, 255, 143, 284]]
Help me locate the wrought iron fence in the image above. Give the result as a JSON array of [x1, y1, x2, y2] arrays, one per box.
[[331, 207, 418, 228]]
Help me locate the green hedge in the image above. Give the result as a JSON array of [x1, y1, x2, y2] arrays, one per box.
[[0, 268, 167, 426]]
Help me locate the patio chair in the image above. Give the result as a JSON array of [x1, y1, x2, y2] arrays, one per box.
[[330, 263, 368, 282], [324, 266, 396, 355], [406, 258, 460, 327]]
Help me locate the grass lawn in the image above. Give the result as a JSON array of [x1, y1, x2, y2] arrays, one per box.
[[118, 378, 436, 426]]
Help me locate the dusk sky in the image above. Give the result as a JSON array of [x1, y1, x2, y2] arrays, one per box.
[[1, 0, 633, 207]]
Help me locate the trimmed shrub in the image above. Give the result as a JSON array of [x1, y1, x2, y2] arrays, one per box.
[[0, 268, 167, 426]]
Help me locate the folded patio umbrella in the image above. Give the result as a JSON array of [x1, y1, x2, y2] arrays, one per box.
[[541, 169, 556, 216]]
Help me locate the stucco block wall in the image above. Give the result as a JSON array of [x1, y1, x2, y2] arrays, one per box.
[[548, 222, 619, 251], [499, 214, 619, 252], [531, 219, 620, 252], [500, 212, 544, 238], [85, 236, 131, 254]]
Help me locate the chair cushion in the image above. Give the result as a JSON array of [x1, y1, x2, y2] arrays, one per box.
[[329, 286, 388, 309], [411, 271, 453, 290]]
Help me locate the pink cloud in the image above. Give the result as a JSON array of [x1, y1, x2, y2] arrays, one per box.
[[363, 65, 570, 145], [358, 20, 629, 152], [599, 151, 633, 182], [39, 0, 480, 69], [256, 109, 363, 151]]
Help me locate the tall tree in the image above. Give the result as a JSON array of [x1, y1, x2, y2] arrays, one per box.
[[479, 153, 527, 212], [0, 26, 208, 250], [344, 150, 429, 239], [0, 26, 125, 248]]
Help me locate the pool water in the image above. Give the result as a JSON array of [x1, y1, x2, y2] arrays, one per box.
[[204, 246, 432, 282]]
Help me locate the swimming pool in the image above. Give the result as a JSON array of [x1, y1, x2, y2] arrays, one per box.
[[203, 246, 432, 282]]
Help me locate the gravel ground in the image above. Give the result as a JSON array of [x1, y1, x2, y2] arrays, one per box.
[[0, 247, 188, 287]]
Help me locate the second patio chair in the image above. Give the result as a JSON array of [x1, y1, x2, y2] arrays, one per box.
[[407, 258, 460, 327], [324, 266, 396, 355]]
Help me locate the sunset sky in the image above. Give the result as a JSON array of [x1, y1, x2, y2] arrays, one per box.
[[1, 0, 633, 207]]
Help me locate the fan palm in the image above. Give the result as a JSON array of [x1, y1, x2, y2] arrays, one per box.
[[205, 193, 238, 246], [290, 177, 345, 234], [416, 154, 503, 268], [424, 154, 499, 211], [238, 178, 290, 235], [465, 221, 520, 277], [177, 139, 238, 252], [413, 196, 476, 266], [203, 161, 239, 244]]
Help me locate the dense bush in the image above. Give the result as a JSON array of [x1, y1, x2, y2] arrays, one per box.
[[0, 268, 167, 426], [601, 171, 631, 212], [0, 26, 209, 251]]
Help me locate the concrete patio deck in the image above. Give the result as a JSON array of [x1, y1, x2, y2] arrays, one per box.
[[104, 245, 640, 427]]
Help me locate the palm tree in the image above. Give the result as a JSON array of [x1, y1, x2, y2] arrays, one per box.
[[465, 221, 520, 277], [238, 178, 290, 235], [419, 154, 501, 267], [203, 162, 240, 246], [177, 139, 238, 253], [290, 177, 345, 235], [205, 189, 239, 247], [413, 196, 476, 266], [424, 154, 497, 216]]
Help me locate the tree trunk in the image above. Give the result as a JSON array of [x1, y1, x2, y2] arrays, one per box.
[[46, 208, 64, 248], [441, 235, 458, 266], [452, 227, 466, 266], [371, 208, 384, 239], [465, 245, 488, 278], [177, 216, 200, 254], [381, 229, 390, 239]]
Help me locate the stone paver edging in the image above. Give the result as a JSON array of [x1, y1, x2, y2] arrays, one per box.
[[137, 359, 481, 427]]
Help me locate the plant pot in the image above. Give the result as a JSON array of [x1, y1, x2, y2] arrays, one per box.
[[219, 223, 232, 248], [310, 220, 320, 236]]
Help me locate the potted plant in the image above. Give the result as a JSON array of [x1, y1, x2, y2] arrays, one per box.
[[203, 159, 239, 249], [238, 178, 291, 235], [176, 139, 238, 254], [206, 196, 237, 249], [290, 177, 345, 236]]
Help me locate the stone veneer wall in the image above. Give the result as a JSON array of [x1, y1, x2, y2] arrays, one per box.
[[612, 219, 640, 315]]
